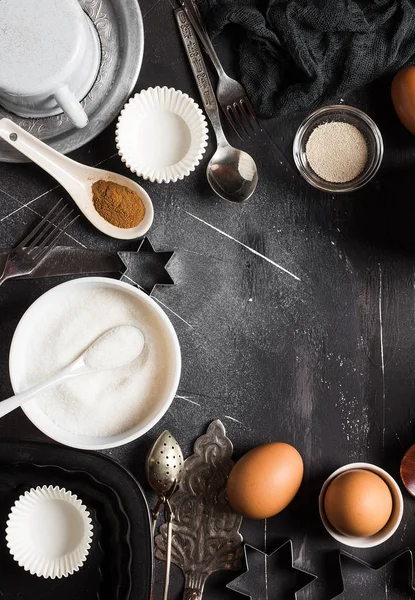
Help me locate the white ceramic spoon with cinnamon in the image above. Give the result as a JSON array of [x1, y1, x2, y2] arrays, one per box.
[[0, 118, 153, 240]]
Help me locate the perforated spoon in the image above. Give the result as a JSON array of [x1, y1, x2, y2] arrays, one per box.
[[0, 325, 144, 419], [0, 118, 154, 240], [146, 430, 183, 600]]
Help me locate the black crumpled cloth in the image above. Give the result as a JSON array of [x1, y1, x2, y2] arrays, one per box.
[[199, 0, 415, 118]]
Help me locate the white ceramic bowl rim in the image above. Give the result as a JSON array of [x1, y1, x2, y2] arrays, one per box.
[[9, 277, 181, 450], [318, 462, 404, 548]]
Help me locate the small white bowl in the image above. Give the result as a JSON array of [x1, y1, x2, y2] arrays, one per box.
[[9, 277, 181, 450], [6, 485, 93, 578], [116, 86, 208, 183], [319, 462, 403, 548]]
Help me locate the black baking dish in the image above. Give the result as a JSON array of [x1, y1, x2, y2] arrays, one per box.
[[0, 441, 152, 600]]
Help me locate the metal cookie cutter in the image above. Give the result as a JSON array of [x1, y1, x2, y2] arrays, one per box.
[[227, 540, 317, 600], [329, 548, 415, 599], [119, 237, 175, 295]]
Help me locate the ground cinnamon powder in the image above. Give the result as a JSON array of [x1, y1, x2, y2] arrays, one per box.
[[92, 180, 145, 228]]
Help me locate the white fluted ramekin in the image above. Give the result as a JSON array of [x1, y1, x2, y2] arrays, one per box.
[[6, 485, 93, 578], [116, 86, 208, 183]]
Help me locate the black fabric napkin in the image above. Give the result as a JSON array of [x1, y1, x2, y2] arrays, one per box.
[[199, 0, 415, 118]]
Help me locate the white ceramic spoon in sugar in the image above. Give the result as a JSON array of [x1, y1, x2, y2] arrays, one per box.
[[0, 325, 145, 419], [0, 118, 153, 240]]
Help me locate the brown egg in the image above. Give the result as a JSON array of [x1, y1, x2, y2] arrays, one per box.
[[324, 469, 393, 537], [226, 442, 303, 519], [392, 66, 415, 134]]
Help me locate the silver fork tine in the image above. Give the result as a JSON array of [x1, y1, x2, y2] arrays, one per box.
[[30, 209, 75, 259], [0, 201, 77, 287], [16, 200, 64, 250], [32, 214, 79, 262], [31, 209, 74, 254], [226, 99, 261, 140], [230, 103, 250, 139], [242, 97, 262, 131], [239, 100, 258, 134], [235, 102, 254, 136], [181, 0, 262, 141], [38, 209, 75, 250], [26, 203, 69, 253], [226, 106, 244, 141]]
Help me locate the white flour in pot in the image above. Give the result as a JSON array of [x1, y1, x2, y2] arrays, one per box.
[[23, 288, 173, 437]]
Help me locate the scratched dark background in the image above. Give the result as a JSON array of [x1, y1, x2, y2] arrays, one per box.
[[0, 0, 415, 598]]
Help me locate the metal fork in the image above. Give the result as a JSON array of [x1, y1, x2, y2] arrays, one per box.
[[0, 200, 78, 287], [180, 0, 261, 140]]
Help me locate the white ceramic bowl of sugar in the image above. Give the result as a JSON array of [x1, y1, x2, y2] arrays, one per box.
[[9, 277, 181, 450]]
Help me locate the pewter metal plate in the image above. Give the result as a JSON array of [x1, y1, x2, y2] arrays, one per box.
[[0, 0, 144, 162]]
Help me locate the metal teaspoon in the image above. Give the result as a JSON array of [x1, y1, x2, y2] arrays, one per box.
[[176, 9, 258, 203]]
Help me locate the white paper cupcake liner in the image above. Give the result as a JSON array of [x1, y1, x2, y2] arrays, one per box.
[[6, 485, 93, 579], [116, 86, 208, 183]]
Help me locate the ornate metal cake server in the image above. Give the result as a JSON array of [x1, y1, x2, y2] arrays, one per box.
[[155, 419, 243, 600]]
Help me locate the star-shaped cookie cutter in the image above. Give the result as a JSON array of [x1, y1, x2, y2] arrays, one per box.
[[226, 540, 317, 600], [330, 548, 415, 599], [118, 237, 175, 295]]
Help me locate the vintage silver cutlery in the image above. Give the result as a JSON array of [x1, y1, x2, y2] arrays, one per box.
[[0, 200, 77, 287], [146, 431, 184, 600], [179, 0, 261, 140], [176, 9, 258, 202], [0, 246, 122, 280], [154, 420, 243, 600]]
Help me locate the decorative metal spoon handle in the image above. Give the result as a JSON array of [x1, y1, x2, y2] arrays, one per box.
[[179, 0, 226, 78], [175, 8, 227, 145], [163, 521, 173, 600], [151, 497, 163, 538], [162, 500, 174, 600]]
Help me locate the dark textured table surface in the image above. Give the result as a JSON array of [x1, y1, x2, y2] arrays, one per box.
[[1, 0, 415, 599]]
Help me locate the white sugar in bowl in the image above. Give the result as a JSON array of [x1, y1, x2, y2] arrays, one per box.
[[9, 278, 182, 450], [0, 0, 101, 128]]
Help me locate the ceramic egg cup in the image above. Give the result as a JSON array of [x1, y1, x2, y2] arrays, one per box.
[[319, 462, 403, 548]]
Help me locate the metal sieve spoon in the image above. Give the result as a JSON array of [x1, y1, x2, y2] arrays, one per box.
[[146, 430, 183, 600], [0, 326, 144, 420]]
